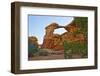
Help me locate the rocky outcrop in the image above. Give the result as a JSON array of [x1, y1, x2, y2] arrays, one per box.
[[41, 23, 62, 49], [41, 22, 86, 51], [28, 36, 38, 47], [45, 23, 59, 37], [64, 22, 79, 33]]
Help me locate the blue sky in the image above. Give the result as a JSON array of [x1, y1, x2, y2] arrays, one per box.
[[28, 15, 74, 44]]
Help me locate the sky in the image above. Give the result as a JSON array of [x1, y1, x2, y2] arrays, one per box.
[[28, 15, 74, 44]]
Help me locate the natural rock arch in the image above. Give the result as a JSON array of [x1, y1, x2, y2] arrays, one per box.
[[41, 22, 86, 51]]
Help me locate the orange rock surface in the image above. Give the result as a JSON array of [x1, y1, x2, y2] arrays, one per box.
[[41, 22, 86, 51]]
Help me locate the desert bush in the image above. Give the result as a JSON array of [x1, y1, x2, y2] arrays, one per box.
[[63, 41, 87, 59], [37, 49, 49, 56], [73, 17, 88, 38], [28, 43, 39, 57]]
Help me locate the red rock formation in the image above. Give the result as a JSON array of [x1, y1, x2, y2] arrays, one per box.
[[41, 22, 86, 51], [45, 23, 59, 37], [41, 23, 59, 49], [41, 38, 54, 49], [64, 22, 79, 33]]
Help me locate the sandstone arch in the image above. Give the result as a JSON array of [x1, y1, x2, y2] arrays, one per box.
[[41, 22, 86, 51]]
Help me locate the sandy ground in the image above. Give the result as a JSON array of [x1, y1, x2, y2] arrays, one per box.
[[28, 49, 87, 61], [29, 49, 65, 60], [29, 54, 64, 60]]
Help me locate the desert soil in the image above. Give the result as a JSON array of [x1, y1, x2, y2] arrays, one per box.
[[29, 49, 65, 60]]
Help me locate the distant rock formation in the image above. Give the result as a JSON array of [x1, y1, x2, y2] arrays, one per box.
[[41, 21, 86, 51], [28, 36, 38, 47]]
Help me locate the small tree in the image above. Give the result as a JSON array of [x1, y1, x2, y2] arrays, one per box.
[[63, 41, 72, 59], [28, 43, 39, 57], [63, 41, 87, 59]]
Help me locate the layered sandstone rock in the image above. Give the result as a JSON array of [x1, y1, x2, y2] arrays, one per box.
[[64, 22, 79, 33], [41, 23, 60, 49], [41, 22, 86, 51], [45, 23, 59, 37]]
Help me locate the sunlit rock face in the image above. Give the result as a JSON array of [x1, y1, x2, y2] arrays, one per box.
[[41, 22, 86, 51]]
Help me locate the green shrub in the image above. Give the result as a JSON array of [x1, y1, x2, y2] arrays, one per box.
[[38, 49, 50, 56], [63, 41, 87, 59], [28, 43, 39, 57], [73, 17, 88, 38], [39, 51, 49, 56]]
